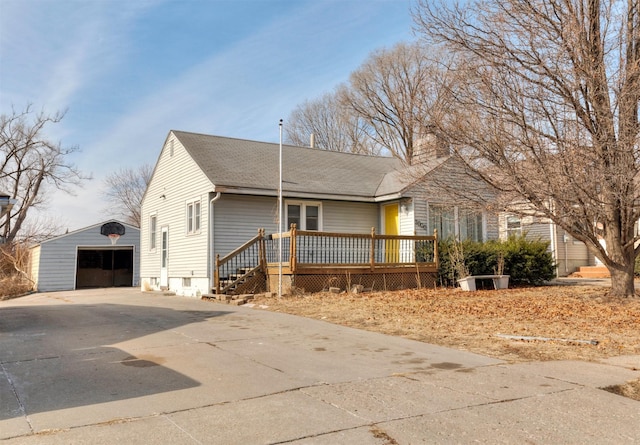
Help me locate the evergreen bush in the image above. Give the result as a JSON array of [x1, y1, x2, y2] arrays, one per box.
[[437, 235, 555, 287]]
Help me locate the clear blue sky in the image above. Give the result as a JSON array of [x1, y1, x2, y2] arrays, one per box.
[[1, 0, 416, 231]]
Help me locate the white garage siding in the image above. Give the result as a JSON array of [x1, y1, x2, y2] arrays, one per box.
[[30, 221, 140, 292], [28, 245, 41, 290]]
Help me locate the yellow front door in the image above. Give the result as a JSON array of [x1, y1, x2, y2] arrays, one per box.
[[384, 204, 399, 262]]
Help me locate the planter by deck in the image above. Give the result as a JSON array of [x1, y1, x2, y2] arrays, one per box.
[[492, 275, 510, 290], [458, 275, 510, 291], [457, 277, 476, 291]]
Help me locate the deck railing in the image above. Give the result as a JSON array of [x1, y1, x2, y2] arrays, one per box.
[[214, 226, 438, 293], [215, 229, 266, 294], [267, 225, 438, 273]]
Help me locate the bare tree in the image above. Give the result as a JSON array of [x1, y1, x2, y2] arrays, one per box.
[[285, 90, 378, 154], [414, 0, 640, 297], [0, 105, 86, 244], [339, 41, 455, 164], [102, 163, 153, 227]]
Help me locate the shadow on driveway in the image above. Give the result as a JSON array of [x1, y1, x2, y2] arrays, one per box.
[[0, 302, 229, 420]]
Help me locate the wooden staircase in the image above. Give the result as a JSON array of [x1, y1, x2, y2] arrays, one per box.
[[570, 265, 610, 278], [214, 229, 267, 295], [217, 267, 264, 295]]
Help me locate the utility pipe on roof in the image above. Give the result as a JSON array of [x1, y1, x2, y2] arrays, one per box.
[[209, 192, 221, 293]]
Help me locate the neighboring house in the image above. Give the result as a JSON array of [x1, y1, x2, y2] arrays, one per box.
[[0, 192, 16, 218], [29, 220, 140, 292], [0, 192, 17, 244], [140, 131, 499, 296], [498, 211, 594, 277]]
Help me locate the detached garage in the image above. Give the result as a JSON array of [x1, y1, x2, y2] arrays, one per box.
[[29, 220, 140, 292]]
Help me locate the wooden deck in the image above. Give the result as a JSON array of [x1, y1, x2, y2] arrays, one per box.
[[215, 226, 438, 294]]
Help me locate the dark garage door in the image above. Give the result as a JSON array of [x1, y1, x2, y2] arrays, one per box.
[[76, 248, 134, 288]]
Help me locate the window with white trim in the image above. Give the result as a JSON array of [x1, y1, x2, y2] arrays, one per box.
[[286, 201, 322, 231], [428, 204, 485, 241], [459, 208, 484, 242], [506, 215, 522, 237], [186, 200, 201, 234], [428, 205, 455, 239], [149, 214, 157, 250]]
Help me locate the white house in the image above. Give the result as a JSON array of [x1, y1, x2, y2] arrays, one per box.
[[0, 192, 16, 218], [0, 191, 17, 244], [29, 220, 140, 292], [140, 131, 499, 296], [497, 207, 624, 277]]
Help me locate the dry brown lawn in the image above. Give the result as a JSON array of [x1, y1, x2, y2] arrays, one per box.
[[252, 284, 640, 400], [251, 285, 640, 364]]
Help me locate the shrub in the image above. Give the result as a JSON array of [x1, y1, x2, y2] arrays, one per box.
[[0, 276, 31, 299], [0, 243, 34, 299], [437, 235, 555, 287]]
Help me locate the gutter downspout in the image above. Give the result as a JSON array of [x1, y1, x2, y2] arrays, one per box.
[[209, 192, 221, 292]]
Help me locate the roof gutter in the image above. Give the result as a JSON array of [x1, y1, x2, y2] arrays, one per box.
[[214, 186, 405, 203]]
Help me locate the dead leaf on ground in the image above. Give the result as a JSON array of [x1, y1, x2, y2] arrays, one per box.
[[251, 285, 640, 363]]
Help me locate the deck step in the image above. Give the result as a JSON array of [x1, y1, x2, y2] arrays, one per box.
[[216, 269, 258, 294], [570, 266, 610, 278]]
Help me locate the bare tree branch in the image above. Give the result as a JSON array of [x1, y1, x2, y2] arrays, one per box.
[[414, 0, 640, 296], [285, 90, 379, 154], [339, 41, 456, 164], [0, 105, 87, 244], [101, 163, 153, 227]]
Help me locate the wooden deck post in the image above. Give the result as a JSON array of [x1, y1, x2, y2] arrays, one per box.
[[433, 229, 439, 269], [215, 254, 221, 294], [290, 224, 297, 273], [258, 228, 266, 272], [370, 227, 376, 272]]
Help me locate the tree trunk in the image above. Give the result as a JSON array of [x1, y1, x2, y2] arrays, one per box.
[[609, 263, 636, 298]]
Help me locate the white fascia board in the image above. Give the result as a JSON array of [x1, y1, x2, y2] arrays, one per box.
[[214, 186, 378, 202], [373, 193, 404, 202]]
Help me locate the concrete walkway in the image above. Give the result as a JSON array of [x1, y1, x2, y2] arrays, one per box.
[[1, 288, 638, 444]]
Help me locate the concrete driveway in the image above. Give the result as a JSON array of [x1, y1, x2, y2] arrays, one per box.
[[1, 288, 638, 444]]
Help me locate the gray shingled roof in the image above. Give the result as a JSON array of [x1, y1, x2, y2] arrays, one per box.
[[173, 131, 413, 201]]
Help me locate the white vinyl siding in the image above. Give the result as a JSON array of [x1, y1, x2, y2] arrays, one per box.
[[28, 246, 41, 289], [213, 195, 279, 257], [321, 201, 378, 233], [413, 199, 430, 236], [555, 225, 591, 275], [28, 222, 140, 292], [398, 200, 414, 236], [140, 134, 212, 284], [212, 196, 380, 257]]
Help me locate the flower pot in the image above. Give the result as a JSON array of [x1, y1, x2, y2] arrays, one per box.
[[492, 275, 510, 289], [457, 277, 476, 291]]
